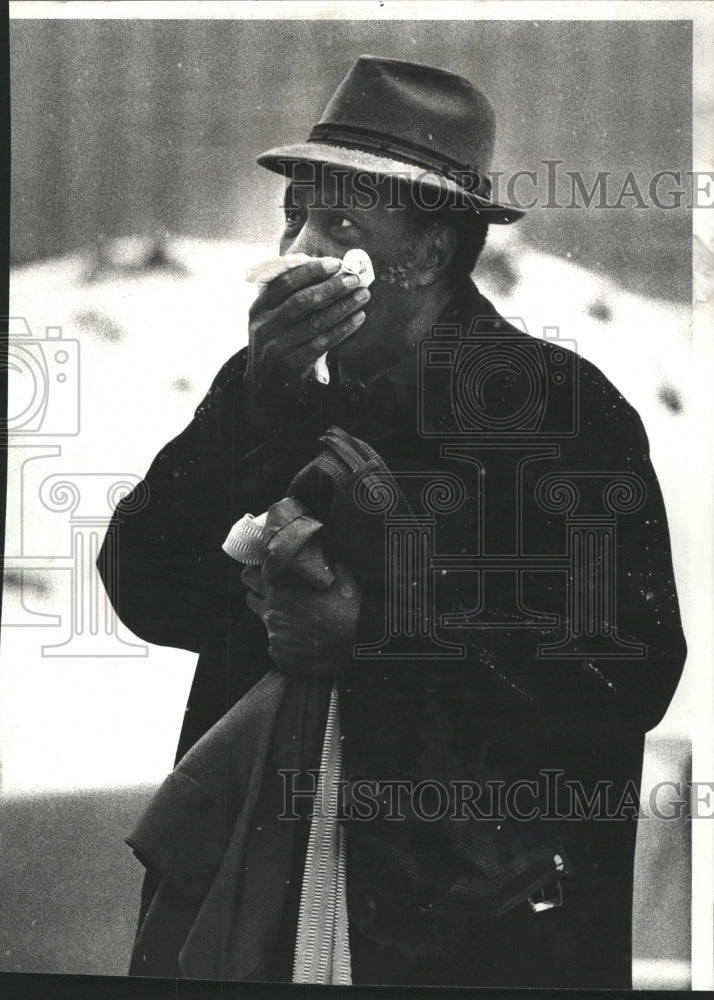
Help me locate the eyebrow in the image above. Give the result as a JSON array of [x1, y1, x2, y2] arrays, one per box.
[[282, 181, 322, 211]]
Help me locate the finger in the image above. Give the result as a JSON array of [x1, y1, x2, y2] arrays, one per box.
[[288, 309, 367, 374], [241, 566, 267, 595], [275, 271, 366, 326], [302, 285, 371, 336], [252, 303, 367, 390], [255, 257, 342, 311], [260, 288, 368, 359], [246, 590, 268, 620]]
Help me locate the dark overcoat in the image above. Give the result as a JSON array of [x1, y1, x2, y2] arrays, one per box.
[[100, 278, 686, 988]]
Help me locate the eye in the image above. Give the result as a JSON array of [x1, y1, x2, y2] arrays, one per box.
[[330, 213, 356, 231], [283, 207, 304, 228]]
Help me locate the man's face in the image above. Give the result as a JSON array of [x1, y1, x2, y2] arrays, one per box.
[[278, 164, 431, 374]]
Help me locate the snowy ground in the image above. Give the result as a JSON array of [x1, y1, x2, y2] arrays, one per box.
[[2, 232, 703, 984], [4, 238, 270, 792]]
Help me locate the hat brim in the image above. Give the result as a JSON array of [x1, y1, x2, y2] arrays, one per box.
[[257, 142, 525, 225]]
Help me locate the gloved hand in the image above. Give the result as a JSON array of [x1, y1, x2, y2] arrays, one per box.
[[242, 561, 363, 676]]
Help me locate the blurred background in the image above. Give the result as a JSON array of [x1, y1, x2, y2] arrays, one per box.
[[4, 14, 697, 989], [10, 18, 692, 300]]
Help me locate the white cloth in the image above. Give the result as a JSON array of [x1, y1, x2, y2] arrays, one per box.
[[293, 682, 351, 985]]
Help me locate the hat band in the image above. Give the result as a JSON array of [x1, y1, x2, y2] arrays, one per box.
[[307, 123, 492, 199]]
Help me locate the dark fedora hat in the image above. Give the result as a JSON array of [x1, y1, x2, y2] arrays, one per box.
[[257, 55, 524, 224]]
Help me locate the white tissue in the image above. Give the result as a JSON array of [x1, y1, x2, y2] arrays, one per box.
[[342, 248, 375, 287], [244, 253, 313, 284]]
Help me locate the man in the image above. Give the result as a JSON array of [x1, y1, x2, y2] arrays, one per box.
[[100, 56, 686, 987]]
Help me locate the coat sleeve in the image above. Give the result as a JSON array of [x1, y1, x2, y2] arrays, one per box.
[[462, 360, 687, 738], [97, 348, 281, 653], [505, 363, 688, 736]]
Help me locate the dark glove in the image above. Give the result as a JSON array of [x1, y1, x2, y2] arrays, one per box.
[[242, 561, 362, 676]]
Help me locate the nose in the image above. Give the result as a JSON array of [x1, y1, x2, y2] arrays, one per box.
[[282, 215, 332, 259]]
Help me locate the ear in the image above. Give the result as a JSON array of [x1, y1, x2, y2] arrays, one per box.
[[414, 223, 457, 287]]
